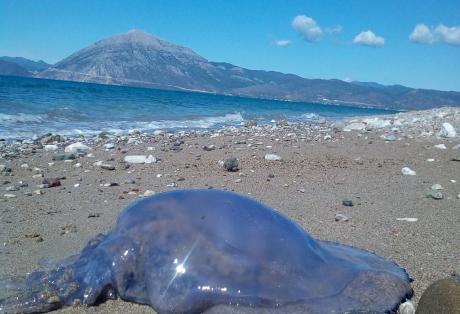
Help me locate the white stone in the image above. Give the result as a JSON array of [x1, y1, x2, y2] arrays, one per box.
[[74, 183, 80, 188], [397, 300, 415, 314], [143, 190, 155, 197], [124, 155, 149, 164], [103, 143, 115, 149], [438, 122, 457, 138], [145, 155, 157, 164], [65, 142, 91, 154], [343, 122, 366, 132], [431, 184, 443, 190], [153, 130, 164, 136], [434, 144, 447, 149], [3, 194, 16, 199], [401, 167, 416, 176], [396, 218, 418, 222], [426, 158, 435, 162], [44, 144, 58, 152], [20, 163, 29, 168], [363, 118, 392, 129], [264, 154, 282, 161]]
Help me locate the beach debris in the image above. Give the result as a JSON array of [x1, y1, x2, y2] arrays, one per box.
[[44, 144, 58, 152], [223, 157, 240, 172], [396, 218, 418, 222], [431, 184, 443, 190], [416, 276, 460, 314], [52, 153, 76, 161], [65, 142, 91, 154], [264, 154, 282, 161], [334, 213, 349, 222], [342, 199, 354, 207], [438, 122, 457, 138], [434, 144, 447, 149], [124, 155, 157, 164], [401, 167, 416, 176], [42, 178, 61, 188], [100, 163, 116, 171], [202, 145, 216, 151], [343, 122, 366, 132]]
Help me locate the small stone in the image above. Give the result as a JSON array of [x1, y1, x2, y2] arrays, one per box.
[[5, 186, 19, 192], [167, 182, 177, 187], [44, 144, 58, 152], [23, 191, 33, 196], [88, 213, 100, 218], [416, 276, 460, 314], [381, 134, 397, 141], [268, 173, 275, 178], [398, 301, 415, 314], [74, 163, 82, 168], [100, 164, 115, 171], [52, 154, 76, 161], [431, 184, 443, 190], [428, 190, 443, 200], [124, 155, 148, 164], [74, 183, 80, 188], [103, 143, 115, 149], [434, 144, 447, 150], [203, 145, 216, 151], [3, 194, 16, 199], [145, 155, 157, 164], [33, 189, 43, 195], [234, 178, 242, 183], [32, 173, 44, 178], [438, 122, 457, 138], [401, 167, 416, 176], [244, 120, 257, 127], [42, 178, 61, 188], [20, 163, 29, 168], [426, 158, 435, 162], [143, 190, 155, 197], [343, 122, 366, 132], [223, 157, 240, 172], [396, 218, 418, 222], [299, 188, 306, 193], [264, 154, 282, 161], [342, 199, 354, 207], [65, 142, 91, 154], [334, 213, 349, 222]]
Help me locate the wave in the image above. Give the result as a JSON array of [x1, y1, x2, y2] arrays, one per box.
[[0, 113, 47, 123]]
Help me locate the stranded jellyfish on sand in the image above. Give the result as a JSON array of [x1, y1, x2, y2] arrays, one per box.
[[0, 189, 413, 313]]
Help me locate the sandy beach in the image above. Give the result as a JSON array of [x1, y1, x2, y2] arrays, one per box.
[[1, 107, 459, 313]]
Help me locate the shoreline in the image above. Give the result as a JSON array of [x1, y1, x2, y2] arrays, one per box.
[[1, 106, 459, 313]]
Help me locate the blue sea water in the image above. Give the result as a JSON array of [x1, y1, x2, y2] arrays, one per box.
[[0, 75, 397, 140]]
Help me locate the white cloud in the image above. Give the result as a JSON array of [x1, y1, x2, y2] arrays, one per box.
[[272, 39, 292, 47], [410, 23, 460, 46], [410, 24, 435, 44], [292, 15, 323, 42], [353, 30, 385, 47], [325, 25, 343, 34], [434, 24, 460, 46]]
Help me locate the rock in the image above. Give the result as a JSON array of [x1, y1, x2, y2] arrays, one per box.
[[44, 144, 58, 152], [438, 122, 457, 138], [3, 194, 16, 199], [244, 119, 257, 127], [234, 178, 242, 183], [104, 143, 115, 149], [153, 130, 164, 136], [398, 301, 415, 314], [334, 213, 349, 222], [434, 144, 447, 150], [342, 199, 354, 207], [264, 154, 282, 161], [33, 189, 43, 195], [65, 142, 91, 154], [124, 155, 157, 164], [202, 145, 216, 151], [223, 157, 240, 172], [401, 167, 416, 176], [396, 218, 418, 222], [52, 154, 76, 161], [363, 118, 392, 129], [343, 122, 366, 132], [42, 178, 61, 188], [100, 164, 115, 171], [416, 276, 460, 314], [5, 186, 19, 192], [428, 190, 443, 200], [167, 182, 177, 187], [431, 184, 443, 190], [88, 213, 101, 218], [143, 190, 155, 197], [381, 134, 397, 141]]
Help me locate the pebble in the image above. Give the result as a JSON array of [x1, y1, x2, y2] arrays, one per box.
[[426, 158, 435, 162], [167, 182, 177, 187], [44, 144, 58, 152], [434, 144, 447, 149], [264, 154, 282, 161], [342, 199, 354, 207], [428, 190, 443, 200], [65, 142, 91, 154], [223, 157, 240, 172], [124, 155, 157, 164], [104, 143, 115, 149], [234, 178, 242, 183], [74, 183, 80, 188], [334, 213, 349, 222], [5, 186, 19, 192], [100, 164, 115, 170], [397, 218, 418, 222], [20, 163, 29, 168], [143, 190, 155, 197], [203, 145, 216, 151], [401, 167, 416, 176], [3, 193, 16, 199], [431, 184, 443, 190], [88, 213, 100, 218], [343, 122, 366, 132], [438, 122, 457, 138], [398, 301, 415, 314], [33, 189, 43, 195], [153, 130, 164, 136]]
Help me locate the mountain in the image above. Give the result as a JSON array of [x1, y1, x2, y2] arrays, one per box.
[[0, 60, 31, 77], [0, 56, 51, 72], [37, 30, 460, 110]]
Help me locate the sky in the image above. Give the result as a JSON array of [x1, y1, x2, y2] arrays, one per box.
[[1, 0, 459, 91]]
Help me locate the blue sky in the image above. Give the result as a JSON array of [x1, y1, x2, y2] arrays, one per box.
[[1, 0, 459, 91]]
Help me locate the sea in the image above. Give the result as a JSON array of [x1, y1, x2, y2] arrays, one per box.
[[0, 75, 398, 140]]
